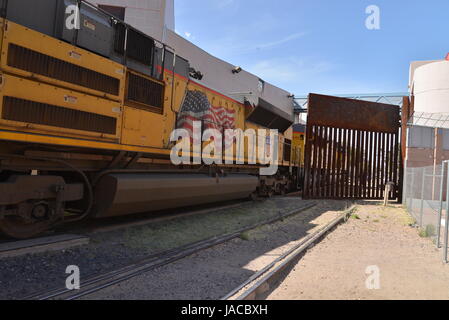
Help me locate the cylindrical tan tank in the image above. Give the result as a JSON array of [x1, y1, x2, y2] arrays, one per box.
[[413, 60, 449, 113]]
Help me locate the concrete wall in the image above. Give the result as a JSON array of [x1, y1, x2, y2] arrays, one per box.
[[164, 0, 174, 31], [90, 0, 169, 41]]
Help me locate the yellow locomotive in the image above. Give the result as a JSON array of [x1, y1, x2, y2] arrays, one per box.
[[0, 0, 304, 238]]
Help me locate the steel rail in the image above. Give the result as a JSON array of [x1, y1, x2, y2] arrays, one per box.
[[23, 201, 316, 300], [222, 205, 356, 300]]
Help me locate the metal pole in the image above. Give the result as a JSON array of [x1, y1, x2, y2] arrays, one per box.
[[409, 168, 415, 210], [436, 162, 445, 248], [402, 160, 408, 205], [444, 161, 449, 263], [419, 168, 426, 227]]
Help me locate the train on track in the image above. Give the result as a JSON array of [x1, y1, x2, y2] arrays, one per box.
[[0, 0, 305, 238]]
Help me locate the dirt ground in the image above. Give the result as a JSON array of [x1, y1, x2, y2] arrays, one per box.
[[268, 202, 449, 300]]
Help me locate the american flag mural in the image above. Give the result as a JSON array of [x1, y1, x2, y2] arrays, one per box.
[[177, 90, 236, 149]]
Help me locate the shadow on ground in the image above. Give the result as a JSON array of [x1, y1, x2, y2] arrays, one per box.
[[0, 198, 351, 300]]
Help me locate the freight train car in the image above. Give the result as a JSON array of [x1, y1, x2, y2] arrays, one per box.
[[0, 0, 303, 238]]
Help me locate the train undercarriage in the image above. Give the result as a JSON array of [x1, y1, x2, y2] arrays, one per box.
[[0, 142, 302, 239]]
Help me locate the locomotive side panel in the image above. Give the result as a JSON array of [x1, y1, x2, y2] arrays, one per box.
[[0, 74, 122, 142], [1, 20, 126, 102]]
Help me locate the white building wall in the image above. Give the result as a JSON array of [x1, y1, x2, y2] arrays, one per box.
[[164, 0, 175, 30], [409, 60, 440, 90], [165, 29, 293, 116], [90, 0, 170, 41], [411, 60, 449, 114]]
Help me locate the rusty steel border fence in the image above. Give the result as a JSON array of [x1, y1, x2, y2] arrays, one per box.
[[303, 94, 401, 200]]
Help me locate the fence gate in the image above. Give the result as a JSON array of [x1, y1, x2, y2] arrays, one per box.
[[303, 94, 401, 200]]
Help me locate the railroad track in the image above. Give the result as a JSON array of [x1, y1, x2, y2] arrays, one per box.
[[68, 199, 253, 234], [1, 199, 255, 250], [23, 201, 316, 300], [222, 205, 357, 300], [2, 195, 297, 255], [77, 193, 302, 235]]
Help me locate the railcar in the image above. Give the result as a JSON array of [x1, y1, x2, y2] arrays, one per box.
[[0, 0, 304, 238]]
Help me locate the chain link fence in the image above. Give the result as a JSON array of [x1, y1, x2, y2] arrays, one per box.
[[403, 163, 449, 261]]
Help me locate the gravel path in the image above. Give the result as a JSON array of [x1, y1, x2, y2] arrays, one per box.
[[81, 200, 350, 300], [267, 203, 449, 300], [0, 197, 316, 300]]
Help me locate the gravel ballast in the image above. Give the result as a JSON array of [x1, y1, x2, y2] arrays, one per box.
[[0, 197, 318, 300], [80, 200, 350, 300]]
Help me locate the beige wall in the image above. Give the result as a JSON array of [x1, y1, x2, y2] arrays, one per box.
[[406, 148, 436, 168]]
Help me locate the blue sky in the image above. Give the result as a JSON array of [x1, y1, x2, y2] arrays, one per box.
[[174, 0, 448, 96]]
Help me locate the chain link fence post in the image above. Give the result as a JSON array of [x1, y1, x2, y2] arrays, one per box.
[[436, 163, 445, 248], [444, 161, 449, 263], [419, 168, 426, 228], [408, 167, 415, 209]]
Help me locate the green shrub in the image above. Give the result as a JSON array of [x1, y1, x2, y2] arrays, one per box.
[[419, 225, 436, 238]]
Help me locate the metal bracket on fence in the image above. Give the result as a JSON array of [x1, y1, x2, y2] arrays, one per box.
[[384, 182, 395, 206], [408, 168, 415, 209]]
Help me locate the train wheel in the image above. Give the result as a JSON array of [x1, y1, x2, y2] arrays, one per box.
[[0, 216, 52, 239], [279, 186, 287, 196], [249, 191, 258, 201]]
